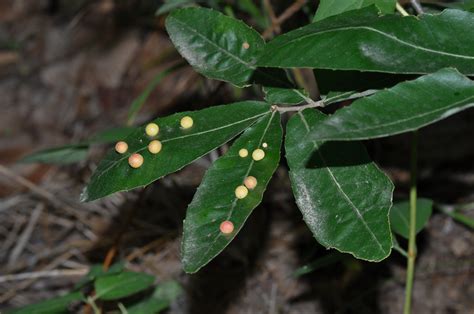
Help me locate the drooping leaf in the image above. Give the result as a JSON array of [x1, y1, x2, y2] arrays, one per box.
[[20, 145, 89, 164], [156, 0, 196, 16], [126, 64, 184, 125], [81, 101, 270, 202], [8, 291, 83, 314], [89, 127, 135, 144], [307, 69, 474, 141], [166, 7, 265, 87], [127, 281, 183, 314], [390, 198, 433, 239], [263, 87, 308, 105], [314, 0, 395, 22], [74, 262, 125, 290], [95, 272, 155, 300], [260, 7, 474, 75], [182, 112, 282, 273], [21, 127, 134, 165], [285, 109, 393, 261]]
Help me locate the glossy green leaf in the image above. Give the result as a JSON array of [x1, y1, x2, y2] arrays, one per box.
[[182, 112, 282, 273], [166, 7, 265, 87], [20, 145, 89, 164], [390, 198, 433, 239], [260, 7, 474, 75], [127, 281, 183, 314], [285, 109, 393, 261], [263, 87, 308, 105], [307, 69, 474, 141], [82, 101, 270, 202], [8, 291, 83, 314], [95, 272, 154, 300], [314, 0, 395, 22], [74, 262, 125, 290]]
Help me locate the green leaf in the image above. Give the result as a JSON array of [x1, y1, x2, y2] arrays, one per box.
[[95, 272, 155, 300], [20, 145, 89, 164], [182, 112, 282, 273], [126, 64, 184, 125], [166, 7, 265, 87], [307, 69, 474, 141], [127, 281, 183, 314], [263, 87, 308, 105], [314, 0, 395, 22], [260, 7, 474, 75], [285, 109, 393, 261], [74, 262, 125, 290], [8, 291, 83, 314], [390, 198, 433, 239], [156, 0, 196, 16], [293, 252, 346, 277], [82, 101, 270, 202], [89, 127, 135, 144]]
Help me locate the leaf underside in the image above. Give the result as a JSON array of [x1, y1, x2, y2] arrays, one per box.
[[82, 101, 270, 202], [307, 68, 474, 141], [182, 112, 282, 273], [285, 109, 393, 261], [260, 7, 474, 75]]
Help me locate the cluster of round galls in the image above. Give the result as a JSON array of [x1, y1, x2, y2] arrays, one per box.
[[219, 142, 269, 235], [115, 116, 194, 169]]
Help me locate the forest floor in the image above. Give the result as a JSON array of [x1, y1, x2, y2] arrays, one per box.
[[1, 1, 473, 313]]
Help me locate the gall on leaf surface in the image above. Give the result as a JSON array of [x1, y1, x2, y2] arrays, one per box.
[[82, 101, 270, 202], [259, 7, 474, 75], [307, 68, 474, 141], [182, 112, 282, 273], [285, 109, 393, 261], [166, 7, 264, 87]]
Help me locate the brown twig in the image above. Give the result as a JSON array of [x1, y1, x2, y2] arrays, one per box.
[[262, 0, 307, 39]]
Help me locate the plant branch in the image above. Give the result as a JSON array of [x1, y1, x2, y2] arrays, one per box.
[[410, 0, 424, 14], [404, 130, 418, 314], [262, 0, 307, 39], [396, 2, 410, 16]]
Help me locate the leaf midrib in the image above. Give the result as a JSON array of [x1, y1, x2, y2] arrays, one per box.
[[92, 111, 269, 183], [267, 25, 474, 61], [313, 94, 474, 140], [192, 112, 276, 269], [169, 16, 256, 70], [298, 112, 387, 256]]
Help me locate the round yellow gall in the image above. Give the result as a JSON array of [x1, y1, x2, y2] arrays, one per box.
[[235, 185, 248, 199], [148, 140, 162, 154], [244, 176, 257, 190], [262, 142, 268, 148], [128, 153, 144, 168], [238, 148, 249, 158], [252, 149, 265, 161], [115, 141, 128, 154], [180, 116, 193, 129], [145, 123, 159, 137], [220, 220, 234, 234], [242, 42, 250, 49]]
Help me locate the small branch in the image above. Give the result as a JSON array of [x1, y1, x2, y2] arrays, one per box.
[[263, 0, 307, 39], [263, 0, 280, 34], [275, 98, 324, 112], [396, 2, 410, 16], [410, 0, 424, 14], [403, 131, 418, 314]]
